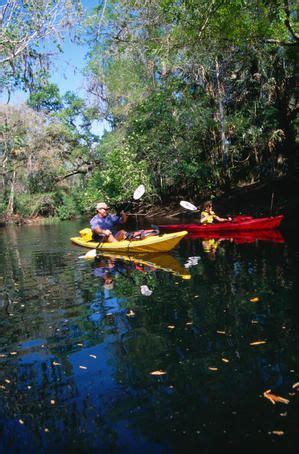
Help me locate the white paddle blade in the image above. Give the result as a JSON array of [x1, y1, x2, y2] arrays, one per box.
[[180, 200, 198, 211], [133, 184, 145, 200], [82, 249, 97, 259]]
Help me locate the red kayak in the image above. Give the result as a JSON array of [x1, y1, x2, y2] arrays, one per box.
[[186, 230, 285, 244], [159, 215, 284, 233]]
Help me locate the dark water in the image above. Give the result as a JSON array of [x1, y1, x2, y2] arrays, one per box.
[[0, 220, 298, 453]]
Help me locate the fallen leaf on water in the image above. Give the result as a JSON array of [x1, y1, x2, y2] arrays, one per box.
[[0, 385, 6, 390], [280, 412, 287, 417], [77, 343, 83, 347], [292, 382, 299, 389], [0, 354, 6, 358], [263, 390, 289, 405], [4, 379, 11, 384], [251, 320, 258, 324], [52, 361, 61, 366], [126, 310, 135, 317], [208, 367, 218, 371], [250, 341, 267, 346], [79, 365, 87, 370], [222, 358, 229, 363], [250, 297, 260, 302], [10, 352, 17, 355], [89, 354, 97, 359], [50, 400, 55, 405], [272, 430, 284, 436], [44, 428, 49, 432], [19, 419, 24, 425], [288, 392, 295, 396], [216, 330, 226, 335], [168, 325, 175, 329], [150, 370, 167, 376], [186, 322, 193, 326]]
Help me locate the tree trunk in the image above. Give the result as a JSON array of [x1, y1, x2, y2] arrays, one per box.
[[7, 169, 16, 215]]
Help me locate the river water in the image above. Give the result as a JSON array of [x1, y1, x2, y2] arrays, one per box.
[[0, 219, 298, 453]]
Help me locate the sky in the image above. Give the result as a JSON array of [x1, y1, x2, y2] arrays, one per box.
[[0, 0, 109, 136]]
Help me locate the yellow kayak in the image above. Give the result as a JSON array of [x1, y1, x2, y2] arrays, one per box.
[[94, 251, 191, 280], [71, 230, 188, 253]]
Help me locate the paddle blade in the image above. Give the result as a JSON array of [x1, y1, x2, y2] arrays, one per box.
[[82, 249, 97, 259], [180, 200, 198, 211], [133, 184, 145, 200]]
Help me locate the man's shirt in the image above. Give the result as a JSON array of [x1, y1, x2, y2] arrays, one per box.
[[90, 213, 120, 233]]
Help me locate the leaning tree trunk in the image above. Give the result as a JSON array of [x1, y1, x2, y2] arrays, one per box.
[[7, 168, 16, 215]]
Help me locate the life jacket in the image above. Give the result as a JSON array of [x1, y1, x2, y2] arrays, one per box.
[[200, 210, 216, 224], [125, 229, 160, 241]]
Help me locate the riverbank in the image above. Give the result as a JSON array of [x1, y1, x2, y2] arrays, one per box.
[[1, 177, 298, 229]]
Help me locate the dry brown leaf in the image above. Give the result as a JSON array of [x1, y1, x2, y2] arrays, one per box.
[[10, 352, 17, 355], [77, 343, 83, 347], [150, 370, 167, 376], [52, 361, 61, 366], [216, 330, 226, 335], [126, 310, 135, 317], [250, 297, 260, 302], [19, 419, 24, 425], [79, 365, 87, 370], [292, 382, 299, 389], [0, 354, 6, 358], [186, 322, 193, 326], [272, 430, 284, 436], [168, 325, 175, 329], [44, 428, 49, 432], [222, 358, 229, 363], [250, 341, 267, 346], [50, 400, 55, 405], [208, 367, 218, 371], [4, 379, 11, 384], [89, 354, 97, 359], [263, 390, 289, 405]]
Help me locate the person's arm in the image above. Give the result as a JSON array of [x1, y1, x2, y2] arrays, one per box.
[[214, 214, 232, 222], [200, 211, 211, 224]]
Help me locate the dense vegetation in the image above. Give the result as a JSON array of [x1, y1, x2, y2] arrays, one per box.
[[0, 0, 298, 220]]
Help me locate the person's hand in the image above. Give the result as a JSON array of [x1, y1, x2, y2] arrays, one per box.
[[103, 229, 111, 236], [227, 216, 232, 222]]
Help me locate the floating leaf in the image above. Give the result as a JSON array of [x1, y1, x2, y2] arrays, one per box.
[[140, 285, 153, 296], [77, 343, 83, 347], [272, 430, 284, 436], [168, 325, 175, 329], [52, 361, 61, 366], [292, 382, 299, 389], [250, 297, 260, 302], [10, 352, 17, 355], [126, 310, 135, 317], [222, 358, 229, 363], [216, 330, 226, 335], [89, 354, 97, 359], [150, 370, 167, 376], [186, 322, 193, 326], [44, 428, 49, 432], [0, 354, 6, 358], [4, 379, 11, 384], [263, 390, 289, 405], [250, 341, 267, 346], [19, 419, 24, 425], [79, 365, 87, 370], [50, 400, 55, 405], [208, 367, 218, 371]]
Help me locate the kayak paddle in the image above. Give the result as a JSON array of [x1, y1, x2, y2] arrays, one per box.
[[180, 200, 200, 212]]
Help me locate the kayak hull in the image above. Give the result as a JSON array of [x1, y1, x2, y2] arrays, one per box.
[[71, 230, 188, 253], [159, 215, 284, 233]]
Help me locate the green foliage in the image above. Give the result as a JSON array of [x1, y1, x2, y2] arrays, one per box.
[[27, 83, 63, 112]]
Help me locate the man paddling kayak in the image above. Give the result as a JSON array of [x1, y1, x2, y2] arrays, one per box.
[[90, 202, 128, 242], [200, 200, 232, 224]]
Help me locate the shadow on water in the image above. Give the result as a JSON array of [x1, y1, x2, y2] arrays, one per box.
[[0, 220, 298, 453]]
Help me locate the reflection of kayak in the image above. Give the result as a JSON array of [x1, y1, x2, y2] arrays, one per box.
[[71, 230, 188, 253], [95, 252, 191, 279], [187, 230, 285, 244], [159, 215, 284, 233]]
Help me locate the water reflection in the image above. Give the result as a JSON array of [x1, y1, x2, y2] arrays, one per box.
[[0, 222, 297, 453]]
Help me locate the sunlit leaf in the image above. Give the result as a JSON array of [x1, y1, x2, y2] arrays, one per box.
[[250, 297, 260, 302], [150, 370, 167, 376], [250, 341, 266, 346], [263, 390, 289, 404]]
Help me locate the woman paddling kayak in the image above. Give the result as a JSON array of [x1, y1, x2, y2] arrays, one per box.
[[200, 200, 232, 224]]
